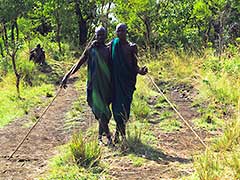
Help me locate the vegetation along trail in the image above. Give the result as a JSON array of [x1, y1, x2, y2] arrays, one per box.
[[103, 77, 213, 180], [0, 65, 213, 180], [0, 77, 89, 180]]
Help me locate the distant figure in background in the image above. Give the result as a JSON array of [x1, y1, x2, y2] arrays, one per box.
[[30, 44, 46, 65]]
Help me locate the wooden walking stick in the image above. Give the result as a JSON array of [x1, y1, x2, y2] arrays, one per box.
[[147, 74, 207, 148], [8, 35, 95, 160], [8, 88, 62, 160], [135, 54, 207, 148]]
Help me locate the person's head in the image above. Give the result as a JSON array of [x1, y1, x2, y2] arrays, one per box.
[[116, 23, 127, 41], [95, 26, 106, 44]]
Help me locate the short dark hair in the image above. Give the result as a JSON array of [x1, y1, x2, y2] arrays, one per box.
[[95, 26, 106, 34], [116, 23, 127, 32]]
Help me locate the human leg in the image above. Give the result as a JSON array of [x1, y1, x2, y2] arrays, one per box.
[[98, 122, 104, 144], [99, 117, 113, 145]]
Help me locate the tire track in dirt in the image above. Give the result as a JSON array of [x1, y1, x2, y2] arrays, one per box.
[[0, 78, 87, 180]]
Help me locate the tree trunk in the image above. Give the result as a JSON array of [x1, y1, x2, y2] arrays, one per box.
[[0, 43, 4, 57], [203, 19, 212, 47], [14, 20, 19, 41], [218, 11, 225, 60], [100, 1, 112, 31], [11, 23, 15, 42], [75, 0, 87, 46], [56, 10, 62, 53], [143, 15, 151, 54], [11, 53, 21, 97], [2, 22, 9, 54], [10, 20, 21, 97]]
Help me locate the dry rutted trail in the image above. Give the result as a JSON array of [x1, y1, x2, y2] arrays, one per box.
[[0, 78, 212, 180], [0, 78, 87, 180], [105, 83, 212, 180]]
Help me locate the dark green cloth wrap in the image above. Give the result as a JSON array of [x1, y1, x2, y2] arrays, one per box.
[[87, 47, 111, 121], [111, 38, 137, 124]]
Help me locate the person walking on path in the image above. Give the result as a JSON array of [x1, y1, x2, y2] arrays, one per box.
[[61, 27, 113, 145], [109, 23, 148, 144]]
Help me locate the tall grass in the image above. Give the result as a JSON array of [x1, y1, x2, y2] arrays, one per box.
[[145, 50, 240, 179], [192, 100, 240, 179], [0, 74, 53, 127], [147, 50, 199, 84], [194, 150, 221, 180], [132, 76, 157, 120], [197, 54, 240, 106], [70, 132, 101, 168], [0, 37, 75, 127], [40, 131, 104, 180]]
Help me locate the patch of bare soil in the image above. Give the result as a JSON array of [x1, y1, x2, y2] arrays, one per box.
[[106, 83, 216, 180], [0, 77, 88, 180]]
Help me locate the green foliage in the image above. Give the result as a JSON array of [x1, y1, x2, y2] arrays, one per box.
[[193, 0, 212, 20], [228, 153, 240, 179], [1, 0, 239, 54], [194, 103, 225, 131], [126, 124, 142, 149], [40, 146, 104, 180], [193, 116, 223, 131], [128, 154, 146, 167], [132, 95, 150, 119], [154, 96, 170, 109], [198, 69, 240, 107], [17, 57, 36, 86], [147, 51, 198, 84], [213, 119, 240, 152], [70, 132, 101, 168], [194, 150, 221, 180], [159, 119, 182, 132], [0, 74, 54, 127], [132, 76, 157, 120], [193, 117, 240, 179], [0, 57, 11, 76]]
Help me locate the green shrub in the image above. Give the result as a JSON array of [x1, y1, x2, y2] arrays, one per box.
[[213, 119, 240, 152], [70, 132, 101, 168], [194, 150, 221, 180]]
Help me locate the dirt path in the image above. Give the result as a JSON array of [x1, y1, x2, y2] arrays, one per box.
[[106, 83, 212, 180], [0, 78, 86, 180], [0, 79, 215, 180]]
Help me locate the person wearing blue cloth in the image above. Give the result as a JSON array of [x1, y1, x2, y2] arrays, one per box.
[[110, 23, 148, 143]]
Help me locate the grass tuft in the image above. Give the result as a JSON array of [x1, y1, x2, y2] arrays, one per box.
[[70, 132, 101, 168]]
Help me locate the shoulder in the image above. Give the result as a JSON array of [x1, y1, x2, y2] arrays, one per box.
[[87, 40, 99, 53], [106, 41, 112, 48], [89, 40, 97, 49], [107, 38, 116, 46]]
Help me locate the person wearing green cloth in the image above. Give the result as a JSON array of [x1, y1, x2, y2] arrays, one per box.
[[110, 23, 148, 143], [61, 27, 113, 145]]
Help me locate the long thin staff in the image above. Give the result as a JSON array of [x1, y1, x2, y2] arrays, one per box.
[[147, 74, 207, 148], [8, 35, 95, 160], [8, 88, 62, 159]]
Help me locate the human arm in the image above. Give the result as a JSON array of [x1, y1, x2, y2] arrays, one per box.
[[131, 44, 148, 75], [60, 51, 88, 88]]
